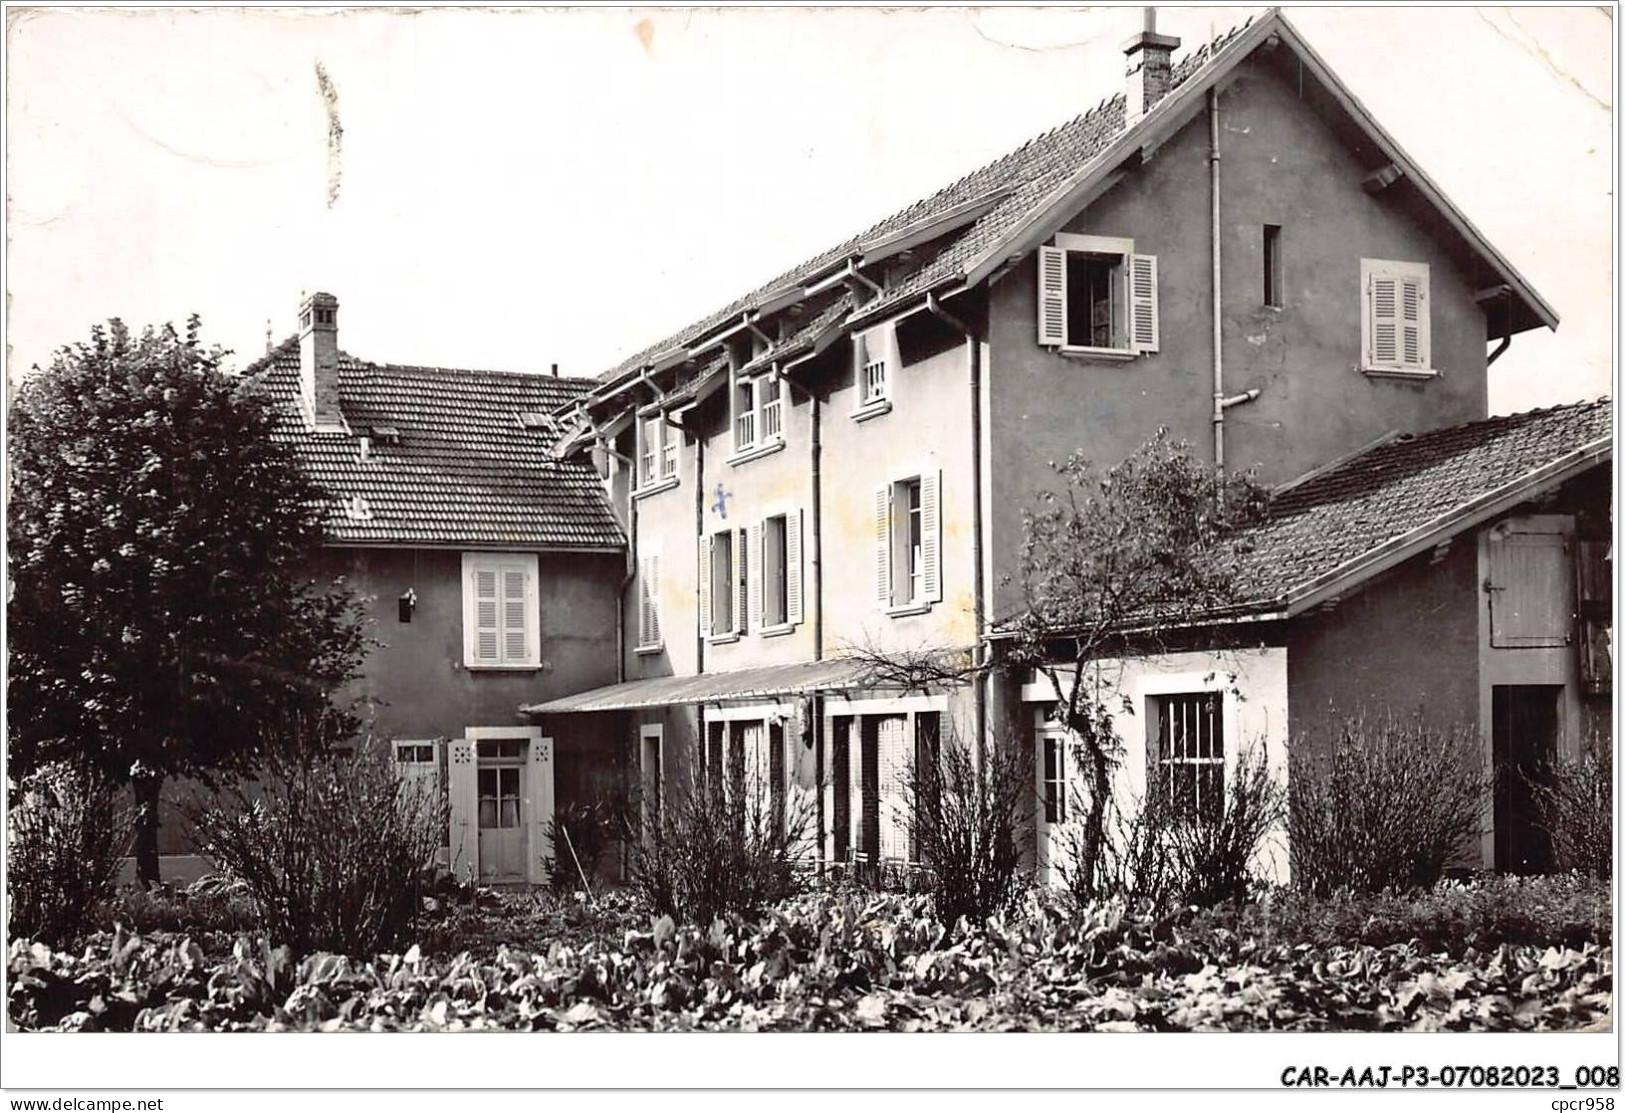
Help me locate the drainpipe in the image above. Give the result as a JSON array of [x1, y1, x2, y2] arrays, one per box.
[[1487, 289, 1514, 367], [927, 292, 986, 762], [1209, 86, 1226, 476], [694, 429, 706, 676]]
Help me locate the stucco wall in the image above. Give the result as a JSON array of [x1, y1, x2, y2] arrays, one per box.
[[986, 56, 1492, 619], [1024, 646, 1291, 886]]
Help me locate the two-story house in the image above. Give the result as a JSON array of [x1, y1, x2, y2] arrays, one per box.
[[149, 292, 626, 886], [526, 9, 1607, 879]]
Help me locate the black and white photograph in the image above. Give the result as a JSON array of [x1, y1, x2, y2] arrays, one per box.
[[2, 1, 1617, 1104]]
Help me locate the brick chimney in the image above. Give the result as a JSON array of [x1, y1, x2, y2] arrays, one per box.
[[1123, 8, 1181, 127], [299, 291, 343, 430]]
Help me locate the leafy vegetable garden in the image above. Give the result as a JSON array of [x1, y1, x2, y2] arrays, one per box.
[[9, 878, 1611, 1033]]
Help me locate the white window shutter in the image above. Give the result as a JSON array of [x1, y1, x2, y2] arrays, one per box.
[[734, 526, 748, 636], [1037, 246, 1067, 347], [472, 567, 499, 663], [649, 553, 660, 646], [875, 485, 892, 606], [853, 332, 868, 381], [920, 470, 942, 603], [1369, 274, 1399, 366], [502, 568, 529, 662], [1400, 274, 1427, 367], [1128, 253, 1159, 353], [698, 534, 712, 638], [637, 557, 651, 648], [785, 509, 804, 625]]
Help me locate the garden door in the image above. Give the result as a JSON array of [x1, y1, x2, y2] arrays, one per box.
[[1492, 685, 1561, 874], [477, 742, 527, 883]]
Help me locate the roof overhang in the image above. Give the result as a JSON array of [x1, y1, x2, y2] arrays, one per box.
[[522, 657, 889, 715]]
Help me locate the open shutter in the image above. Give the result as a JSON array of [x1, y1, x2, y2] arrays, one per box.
[[502, 567, 529, 663], [1037, 246, 1068, 346], [1399, 274, 1427, 367], [785, 509, 804, 624], [920, 470, 941, 603], [698, 534, 712, 638], [472, 567, 499, 664], [1128, 253, 1159, 353], [734, 526, 748, 636], [875, 485, 892, 606], [447, 739, 477, 882], [753, 519, 765, 632], [1369, 273, 1399, 367], [647, 553, 660, 647]]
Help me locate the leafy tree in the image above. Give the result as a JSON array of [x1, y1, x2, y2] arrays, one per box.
[[1004, 429, 1271, 897], [8, 317, 367, 885]]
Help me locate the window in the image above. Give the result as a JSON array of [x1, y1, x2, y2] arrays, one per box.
[[639, 725, 662, 838], [393, 741, 436, 764], [875, 472, 941, 612], [854, 323, 898, 410], [1263, 224, 1283, 308], [757, 511, 804, 630], [700, 528, 747, 639], [636, 549, 662, 651], [461, 552, 539, 668], [478, 765, 521, 828], [636, 413, 678, 490], [1041, 736, 1066, 824], [1150, 693, 1224, 825], [1361, 258, 1431, 373], [732, 370, 786, 454], [1037, 234, 1158, 355]]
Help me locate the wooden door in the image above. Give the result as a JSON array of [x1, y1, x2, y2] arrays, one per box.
[[477, 762, 526, 882]]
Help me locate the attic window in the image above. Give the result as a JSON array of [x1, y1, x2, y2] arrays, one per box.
[[371, 425, 402, 444], [516, 412, 550, 431], [343, 494, 373, 521]]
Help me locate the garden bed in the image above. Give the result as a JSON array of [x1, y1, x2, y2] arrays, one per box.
[[9, 877, 1612, 1032]]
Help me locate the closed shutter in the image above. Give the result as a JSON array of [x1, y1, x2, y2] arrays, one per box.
[[734, 526, 748, 636], [875, 485, 892, 606], [785, 509, 804, 624], [1399, 274, 1428, 367], [502, 567, 529, 662], [1369, 274, 1399, 366], [1488, 529, 1572, 647], [919, 470, 942, 603], [1128, 254, 1159, 353], [698, 534, 713, 638], [1037, 246, 1068, 346], [472, 568, 500, 663], [877, 716, 909, 861], [638, 553, 661, 648]]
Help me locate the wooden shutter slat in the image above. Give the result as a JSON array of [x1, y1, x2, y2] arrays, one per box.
[[1037, 246, 1068, 346], [785, 509, 804, 624], [1128, 253, 1159, 353], [734, 526, 748, 636], [698, 534, 712, 638], [920, 470, 941, 603], [875, 485, 892, 606]]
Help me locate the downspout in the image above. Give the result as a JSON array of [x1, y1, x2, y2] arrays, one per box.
[[598, 435, 637, 684], [694, 429, 706, 676], [927, 292, 986, 761], [784, 370, 826, 864], [1487, 289, 1514, 367], [1209, 86, 1226, 476]]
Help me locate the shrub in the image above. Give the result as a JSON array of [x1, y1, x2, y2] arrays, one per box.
[[1532, 746, 1611, 880], [94, 875, 261, 936], [1288, 714, 1488, 896], [187, 734, 447, 955], [905, 736, 1030, 926], [547, 797, 621, 892], [624, 774, 813, 925], [1064, 744, 1282, 910], [7, 762, 135, 945]]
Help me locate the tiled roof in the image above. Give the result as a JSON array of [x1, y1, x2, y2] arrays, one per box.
[[251, 339, 626, 549], [595, 21, 1251, 388], [1235, 399, 1612, 610]]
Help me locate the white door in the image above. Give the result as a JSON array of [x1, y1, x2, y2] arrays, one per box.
[[1035, 729, 1074, 887], [477, 759, 526, 882]]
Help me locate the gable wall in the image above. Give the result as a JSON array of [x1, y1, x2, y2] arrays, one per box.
[[985, 52, 1492, 619]]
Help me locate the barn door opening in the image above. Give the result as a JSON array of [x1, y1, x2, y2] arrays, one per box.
[[1492, 685, 1562, 874]]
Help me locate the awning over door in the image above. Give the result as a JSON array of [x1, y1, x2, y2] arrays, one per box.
[[521, 657, 882, 715]]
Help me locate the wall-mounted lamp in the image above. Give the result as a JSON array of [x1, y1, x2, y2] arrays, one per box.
[[398, 588, 418, 623]]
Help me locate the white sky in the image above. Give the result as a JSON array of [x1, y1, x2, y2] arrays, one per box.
[[5, 5, 1615, 415]]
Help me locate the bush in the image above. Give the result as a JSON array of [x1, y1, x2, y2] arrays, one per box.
[[1288, 714, 1488, 896], [95, 875, 261, 937], [1532, 746, 1611, 880], [547, 797, 621, 892], [7, 762, 135, 945], [1063, 744, 1282, 910], [187, 734, 447, 955], [905, 736, 1029, 926], [624, 774, 813, 925]]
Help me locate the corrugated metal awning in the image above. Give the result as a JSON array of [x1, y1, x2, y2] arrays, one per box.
[[522, 657, 883, 715]]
